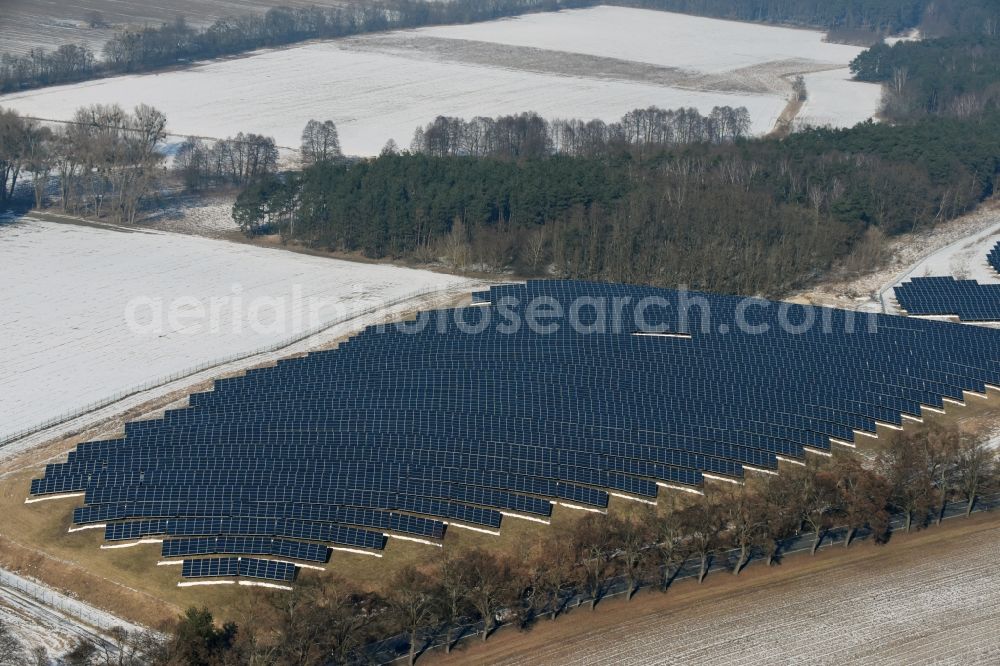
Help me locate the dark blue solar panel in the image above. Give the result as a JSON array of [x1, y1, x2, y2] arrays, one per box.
[[163, 537, 328, 562], [31, 280, 1000, 586], [894, 276, 1000, 322], [181, 557, 295, 582], [989, 241, 1000, 276]]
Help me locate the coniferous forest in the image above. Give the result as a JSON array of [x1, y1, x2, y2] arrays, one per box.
[[234, 111, 1000, 296]]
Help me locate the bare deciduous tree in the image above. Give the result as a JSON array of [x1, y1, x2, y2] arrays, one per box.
[[572, 513, 619, 609], [723, 484, 766, 574], [388, 565, 439, 666], [301, 119, 342, 165], [880, 428, 936, 531], [954, 433, 998, 516], [460, 548, 512, 642], [435, 551, 472, 653], [678, 495, 724, 583], [831, 454, 891, 546]]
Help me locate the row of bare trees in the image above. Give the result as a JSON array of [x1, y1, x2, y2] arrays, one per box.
[[174, 134, 279, 191], [2, 104, 289, 225], [0, 44, 96, 92], [64, 424, 992, 666], [0, 105, 166, 223], [173, 119, 336, 193], [410, 106, 751, 160]]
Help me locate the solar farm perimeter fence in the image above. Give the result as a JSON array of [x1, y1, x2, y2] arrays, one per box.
[[0, 566, 150, 640], [372, 492, 1000, 664], [0, 281, 481, 448]]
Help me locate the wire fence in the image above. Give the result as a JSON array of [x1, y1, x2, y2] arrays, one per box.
[[0, 281, 479, 448], [370, 492, 1000, 664], [0, 567, 143, 637]]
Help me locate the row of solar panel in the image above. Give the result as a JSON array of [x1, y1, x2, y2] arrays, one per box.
[[64, 428, 807, 468], [197, 369, 959, 410], [180, 378, 931, 425], [989, 241, 1000, 275], [144, 404, 882, 442], [163, 536, 329, 563], [46, 463, 613, 511], [170, 392, 915, 434], [61, 428, 790, 469], [193, 353, 979, 409], [79, 505, 445, 538], [53, 451, 695, 506], [106, 517, 388, 550], [181, 557, 295, 582], [147, 396, 886, 438], [90, 410, 827, 457], [82, 485, 505, 523], [74, 493, 503, 529], [52, 433, 721, 487], [56, 444, 737, 487]]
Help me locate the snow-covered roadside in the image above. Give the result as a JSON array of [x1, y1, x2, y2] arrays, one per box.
[[792, 200, 1000, 313], [0, 567, 143, 659], [879, 218, 1000, 314]]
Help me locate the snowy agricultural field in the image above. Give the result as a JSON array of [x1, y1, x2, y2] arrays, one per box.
[[0, 0, 354, 57], [0, 217, 467, 442], [796, 68, 883, 129], [416, 6, 867, 73], [0, 7, 882, 155]]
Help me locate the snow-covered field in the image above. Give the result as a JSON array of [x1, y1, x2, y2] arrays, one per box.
[[416, 7, 866, 73], [797, 68, 883, 129], [0, 0, 353, 57], [0, 7, 881, 155], [142, 193, 241, 238], [0, 217, 467, 442]]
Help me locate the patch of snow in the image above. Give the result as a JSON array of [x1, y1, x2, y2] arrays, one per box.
[[796, 67, 883, 129], [885, 28, 922, 46], [418, 6, 868, 73]]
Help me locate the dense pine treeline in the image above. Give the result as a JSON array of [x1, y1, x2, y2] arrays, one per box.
[[234, 112, 1000, 296], [620, 0, 997, 36], [852, 36, 1000, 119]]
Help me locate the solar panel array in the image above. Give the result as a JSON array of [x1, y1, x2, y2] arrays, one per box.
[[989, 241, 1000, 276], [29, 280, 1000, 584], [894, 276, 1000, 322]]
